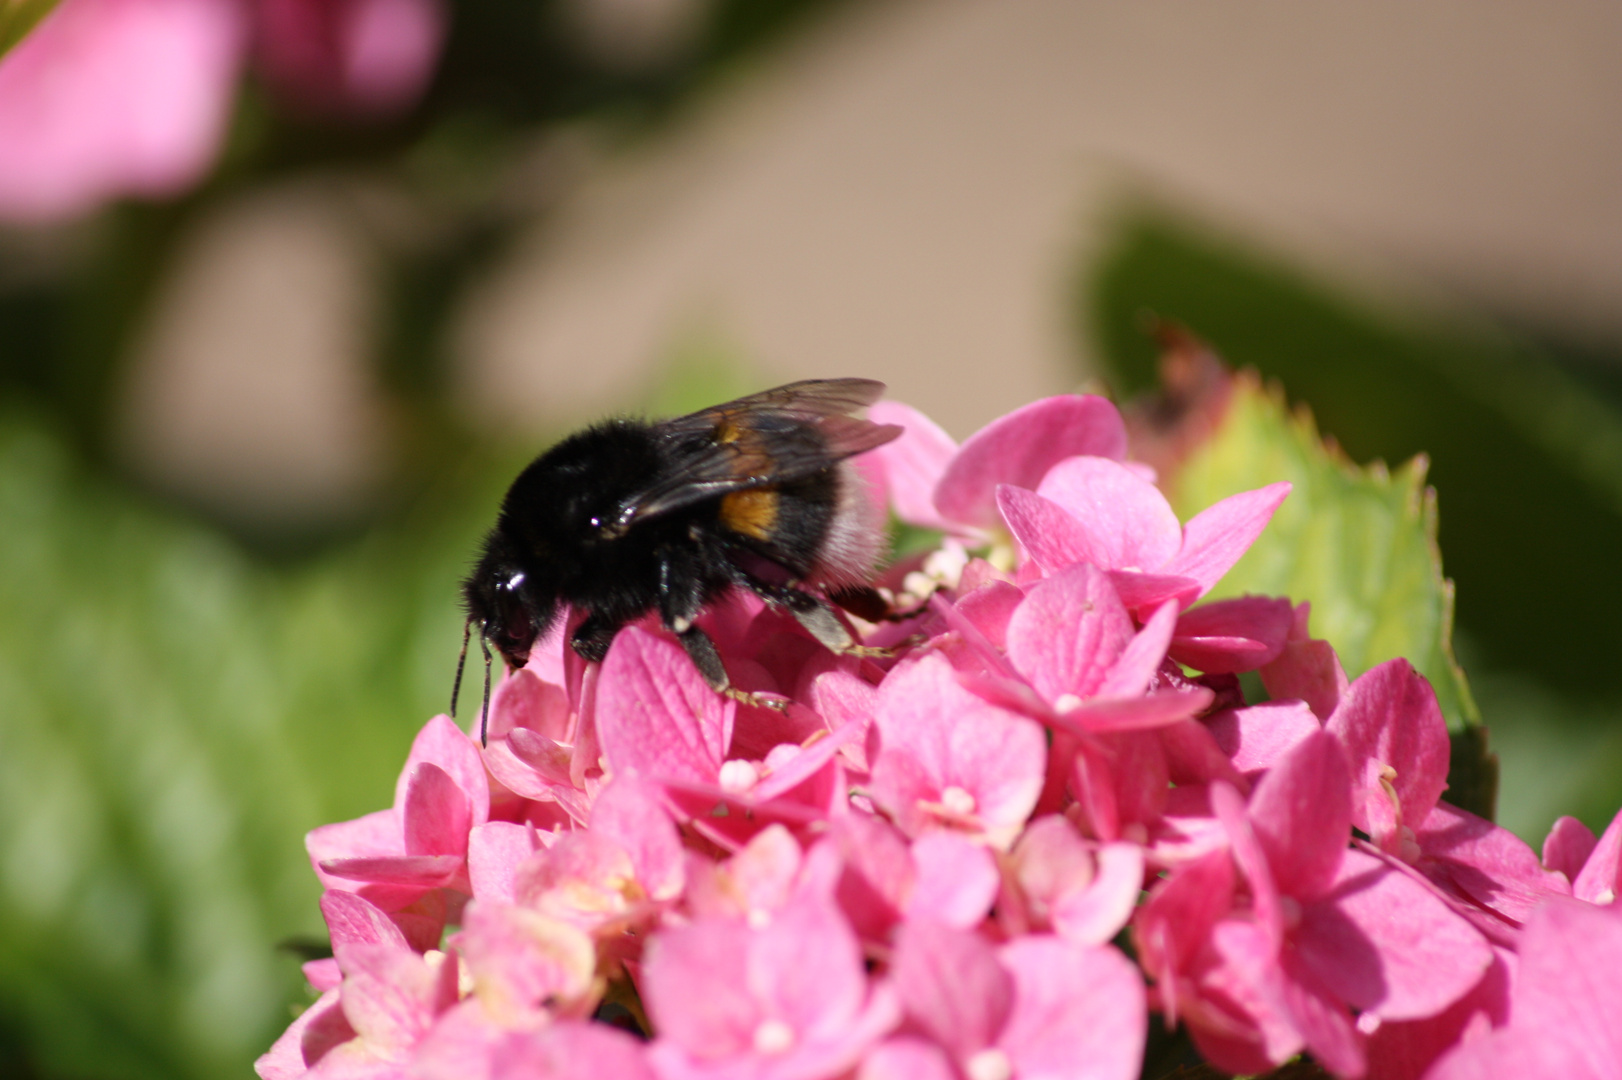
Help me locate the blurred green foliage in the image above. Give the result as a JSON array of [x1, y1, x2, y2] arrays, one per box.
[[1086, 210, 1622, 841]]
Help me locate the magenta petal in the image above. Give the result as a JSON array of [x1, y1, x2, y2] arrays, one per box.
[[1326, 658, 1451, 852], [1163, 482, 1292, 595], [596, 626, 735, 783], [996, 485, 1103, 575], [308, 808, 401, 890], [1204, 700, 1322, 777], [996, 937, 1146, 1080], [1245, 731, 1351, 901], [320, 889, 412, 950], [1134, 848, 1236, 981], [1035, 456, 1183, 571], [1053, 689, 1213, 735], [1261, 638, 1348, 720], [1296, 850, 1491, 1022], [402, 763, 473, 858], [868, 401, 959, 531], [1106, 570, 1203, 614], [1170, 596, 1293, 674], [891, 920, 1011, 1060], [1417, 802, 1571, 924], [1542, 815, 1598, 884], [1100, 599, 1180, 698], [1572, 806, 1622, 904], [1212, 782, 1283, 944], [936, 395, 1128, 529], [1006, 563, 1135, 702], [1507, 899, 1622, 1064]]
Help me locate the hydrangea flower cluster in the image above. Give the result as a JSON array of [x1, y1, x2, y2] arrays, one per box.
[[259, 393, 1622, 1080]]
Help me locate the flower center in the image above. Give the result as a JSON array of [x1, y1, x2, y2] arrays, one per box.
[[966, 1047, 1013, 1080], [753, 1018, 795, 1055], [940, 785, 977, 817]]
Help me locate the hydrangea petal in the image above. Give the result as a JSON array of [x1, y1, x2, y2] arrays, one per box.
[[937, 395, 1127, 529], [1204, 700, 1321, 778], [1169, 596, 1293, 674], [1541, 815, 1598, 885], [997, 936, 1146, 1080], [1162, 482, 1292, 596], [1006, 563, 1135, 703], [1572, 806, 1622, 904], [996, 485, 1103, 575], [596, 626, 735, 783], [1245, 731, 1351, 902], [1036, 456, 1183, 571], [1327, 658, 1450, 854], [867, 401, 958, 531], [891, 919, 1011, 1060]]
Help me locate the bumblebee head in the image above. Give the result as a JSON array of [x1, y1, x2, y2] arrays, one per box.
[[462, 533, 555, 673]]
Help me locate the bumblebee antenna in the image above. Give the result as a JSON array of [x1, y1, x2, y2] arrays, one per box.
[[451, 619, 472, 719], [479, 634, 493, 747]]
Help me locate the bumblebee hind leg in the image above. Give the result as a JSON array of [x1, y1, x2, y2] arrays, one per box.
[[741, 576, 893, 659]]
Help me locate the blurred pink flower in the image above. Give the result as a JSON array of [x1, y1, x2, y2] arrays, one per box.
[[253, 0, 444, 117], [0, 0, 444, 223], [0, 0, 244, 222]]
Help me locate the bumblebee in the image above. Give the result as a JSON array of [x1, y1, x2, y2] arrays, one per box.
[[455, 378, 903, 739]]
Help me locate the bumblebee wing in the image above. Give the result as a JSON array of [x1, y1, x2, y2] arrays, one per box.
[[618, 379, 901, 525]]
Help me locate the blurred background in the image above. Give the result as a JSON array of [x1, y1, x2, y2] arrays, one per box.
[[3, 1, 1622, 1076]]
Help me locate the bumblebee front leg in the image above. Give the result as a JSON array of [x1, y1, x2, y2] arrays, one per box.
[[658, 552, 787, 709]]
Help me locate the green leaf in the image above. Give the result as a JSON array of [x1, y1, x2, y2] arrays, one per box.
[[0, 0, 59, 58], [1161, 372, 1496, 817]]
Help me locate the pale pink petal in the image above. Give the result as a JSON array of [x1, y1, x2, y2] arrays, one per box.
[[467, 822, 544, 904], [867, 401, 958, 531], [1542, 815, 1598, 884], [331, 942, 440, 1054], [997, 937, 1146, 1080], [485, 668, 572, 743], [455, 901, 596, 1020], [308, 809, 401, 891], [1169, 596, 1293, 674], [1572, 806, 1622, 904], [1036, 456, 1183, 571], [870, 653, 1046, 849], [857, 1036, 957, 1080], [401, 763, 472, 858], [937, 395, 1127, 529], [303, 957, 341, 992], [596, 626, 735, 783], [0, 0, 245, 223], [1162, 482, 1292, 596], [319, 854, 462, 888], [490, 1021, 656, 1080], [1244, 731, 1350, 902], [1005, 563, 1135, 703], [1050, 842, 1145, 947], [1295, 850, 1491, 1021], [905, 832, 999, 928], [890, 920, 1011, 1060], [255, 987, 345, 1079], [1326, 659, 1450, 855], [395, 714, 490, 829], [589, 774, 685, 902], [1204, 700, 1322, 778], [320, 890, 412, 951]]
